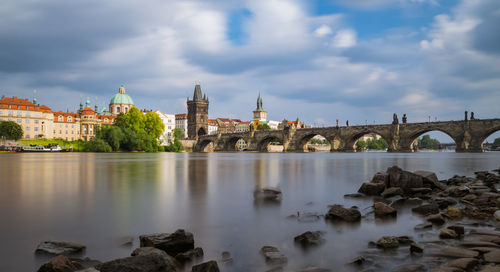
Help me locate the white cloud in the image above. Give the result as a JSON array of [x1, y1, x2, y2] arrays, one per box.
[[314, 25, 333, 37], [331, 29, 357, 48]]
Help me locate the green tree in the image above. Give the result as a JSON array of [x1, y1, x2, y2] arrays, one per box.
[[257, 123, 271, 130], [0, 121, 23, 140], [144, 111, 165, 140], [115, 107, 145, 134], [96, 125, 124, 151], [419, 134, 440, 149], [493, 137, 500, 148], [87, 138, 112, 152], [173, 128, 184, 140], [165, 128, 184, 152], [356, 140, 367, 150]]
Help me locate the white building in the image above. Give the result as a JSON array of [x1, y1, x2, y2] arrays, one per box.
[[208, 119, 218, 135], [268, 120, 280, 130], [175, 113, 188, 139], [155, 111, 175, 145]]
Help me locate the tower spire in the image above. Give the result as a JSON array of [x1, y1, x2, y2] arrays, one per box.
[[33, 89, 37, 104]]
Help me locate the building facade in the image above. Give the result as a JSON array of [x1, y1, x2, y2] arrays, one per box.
[[208, 119, 218, 135], [187, 84, 209, 139], [156, 110, 176, 144], [175, 114, 188, 139]]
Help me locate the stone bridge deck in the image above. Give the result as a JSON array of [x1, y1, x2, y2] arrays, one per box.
[[196, 118, 500, 153]]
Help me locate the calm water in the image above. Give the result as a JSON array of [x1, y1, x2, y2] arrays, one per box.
[[1, 152, 499, 271]]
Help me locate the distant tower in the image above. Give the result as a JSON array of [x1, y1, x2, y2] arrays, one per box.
[[109, 85, 134, 115], [33, 89, 37, 105], [253, 92, 267, 122], [187, 84, 209, 139]]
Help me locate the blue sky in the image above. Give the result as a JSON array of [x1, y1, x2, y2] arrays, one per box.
[[0, 0, 499, 142]]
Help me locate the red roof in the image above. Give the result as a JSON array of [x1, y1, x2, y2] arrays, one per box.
[[53, 112, 78, 123], [81, 107, 95, 115], [0, 96, 52, 113], [175, 113, 187, 119]]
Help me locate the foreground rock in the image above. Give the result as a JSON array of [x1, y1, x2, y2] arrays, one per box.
[[428, 247, 479, 258], [37, 255, 78, 272], [412, 203, 440, 215], [139, 229, 194, 257], [376, 236, 399, 249], [260, 246, 287, 265], [96, 247, 178, 272], [373, 202, 397, 217], [392, 264, 426, 272], [174, 247, 203, 263], [294, 231, 324, 247], [191, 260, 219, 272], [325, 205, 361, 222], [358, 182, 386, 196], [448, 258, 478, 271], [254, 187, 282, 201], [36, 241, 86, 255]]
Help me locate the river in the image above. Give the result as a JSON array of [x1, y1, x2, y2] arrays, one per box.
[[0, 152, 499, 271]]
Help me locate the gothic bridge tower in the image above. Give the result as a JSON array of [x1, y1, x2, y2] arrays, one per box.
[[187, 84, 209, 139]]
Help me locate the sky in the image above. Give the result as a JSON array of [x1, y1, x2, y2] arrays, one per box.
[[1, 0, 499, 141]]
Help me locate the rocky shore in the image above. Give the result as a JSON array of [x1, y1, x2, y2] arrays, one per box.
[[35, 166, 500, 272]]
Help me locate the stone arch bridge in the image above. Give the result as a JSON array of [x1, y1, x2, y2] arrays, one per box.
[[195, 119, 500, 153]]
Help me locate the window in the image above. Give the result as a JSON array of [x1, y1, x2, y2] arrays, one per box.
[[0, 118, 2, 121], [117, 107, 121, 113], [125, 107, 128, 112], [59, 130, 62, 134], [59, 124, 62, 128], [26, 126, 30, 131], [8, 111, 13, 116], [17, 119, 21, 123], [34, 127, 39, 131], [0, 111, 2, 115], [65, 124, 68, 128], [26, 112, 30, 117], [26, 135, 30, 139], [68, 117, 72, 122], [34, 134, 38, 139], [17, 112, 22, 117], [53, 130, 55, 133], [58, 116, 63, 122], [66, 130, 68, 134], [25, 119, 30, 123], [34, 120, 39, 124]]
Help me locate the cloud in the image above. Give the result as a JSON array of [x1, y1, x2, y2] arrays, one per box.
[[331, 29, 357, 48]]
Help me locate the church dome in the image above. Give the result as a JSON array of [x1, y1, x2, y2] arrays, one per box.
[[109, 86, 134, 105]]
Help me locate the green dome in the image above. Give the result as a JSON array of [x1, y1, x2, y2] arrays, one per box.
[[109, 93, 134, 105]]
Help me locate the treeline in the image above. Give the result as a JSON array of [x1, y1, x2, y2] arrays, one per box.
[[85, 107, 183, 152], [416, 134, 441, 150], [356, 137, 388, 150]]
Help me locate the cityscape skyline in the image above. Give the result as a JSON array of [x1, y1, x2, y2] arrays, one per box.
[[1, 0, 499, 142]]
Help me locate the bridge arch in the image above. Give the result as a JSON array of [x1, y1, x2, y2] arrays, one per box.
[[478, 126, 500, 151], [406, 129, 459, 152], [296, 133, 333, 152], [224, 136, 248, 151], [343, 131, 391, 152], [197, 139, 215, 152], [257, 136, 284, 152]]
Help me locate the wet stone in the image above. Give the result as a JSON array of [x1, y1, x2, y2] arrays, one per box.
[[415, 223, 433, 230], [412, 203, 440, 215], [325, 205, 361, 222], [377, 236, 399, 249], [440, 228, 458, 239], [294, 231, 324, 247], [36, 241, 86, 256], [428, 247, 479, 258], [484, 249, 500, 263], [37, 255, 78, 272], [391, 264, 426, 272], [427, 214, 445, 225], [347, 256, 365, 265], [447, 225, 465, 236], [175, 247, 204, 263], [449, 258, 478, 271], [192, 260, 219, 272], [410, 243, 424, 254], [374, 202, 397, 217], [139, 229, 194, 257], [260, 246, 287, 265]]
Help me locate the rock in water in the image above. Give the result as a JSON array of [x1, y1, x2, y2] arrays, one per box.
[[381, 187, 404, 198], [37, 255, 78, 272], [36, 241, 86, 255], [373, 202, 397, 217], [410, 243, 424, 254], [192, 260, 219, 272], [376, 236, 399, 249], [414, 170, 445, 190], [386, 166, 424, 192], [175, 247, 203, 263], [426, 214, 445, 225], [494, 210, 500, 221], [411, 203, 440, 215], [260, 246, 287, 265], [439, 229, 458, 239], [139, 229, 194, 257], [294, 231, 324, 247], [96, 247, 179, 272], [325, 205, 361, 222], [254, 187, 282, 200], [443, 207, 462, 220], [391, 264, 426, 272], [447, 225, 465, 236], [371, 172, 389, 185], [347, 256, 365, 265], [448, 258, 478, 270], [358, 182, 386, 196]]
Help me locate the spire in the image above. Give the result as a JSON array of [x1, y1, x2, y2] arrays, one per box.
[[256, 92, 264, 111], [119, 85, 126, 94], [85, 97, 90, 108], [33, 89, 37, 105], [193, 84, 202, 101]]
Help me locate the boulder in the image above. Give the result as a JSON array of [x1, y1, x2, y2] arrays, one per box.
[[254, 187, 282, 200], [386, 166, 424, 192], [460, 241, 500, 248], [397, 236, 414, 245], [191, 261, 219, 272], [175, 247, 203, 263], [260, 246, 287, 265], [294, 231, 324, 247], [371, 172, 389, 185], [412, 203, 440, 215], [414, 223, 433, 230], [446, 186, 470, 197], [221, 251, 232, 265], [373, 202, 397, 217], [427, 214, 445, 225], [410, 243, 424, 254], [428, 247, 479, 258], [391, 264, 426, 272], [347, 256, 365, 265], [448, 258, 478, 271], [444, 207, 462, 220], [381, 187, 404, 198], [484, 249, 500, 263], [494, 210, 500, 221], [376, 236, 399, 249], [36, 241, 86, 255], [479, 265, 500, 272], [96, 247, 179, 272], [325, 205, 361, 222], [358, 182, 386, 196], [440, 228, 458, 239], [139, 229, 194, 257], [447, 225, 465, 236], [414, 170, 445, 190], [37, 255, 78, 272], [434, 198, 458, 209]]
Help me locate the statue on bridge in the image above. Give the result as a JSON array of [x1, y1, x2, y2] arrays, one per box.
[[402, 114, 407, 124], [471, 112, 475, 120], [392, 113, 399, 125], [346, 120, 349, 127], [465, 111, 468, 121], [336, 119, 339, 128]]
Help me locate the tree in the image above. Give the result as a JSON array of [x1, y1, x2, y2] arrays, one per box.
[[96, 125, 124, 151], [165, 128, 184, 152], [419, 134, 440, 149], [173, 128, 184, 140], [492, 137, 500, 149], [87, 138, 112, 152], [144, 111, 165, 140], [114, 107, 145, 134], [356, 140, 367, 150], [0, 121, 23, 140], [257, 123, 271, 130]]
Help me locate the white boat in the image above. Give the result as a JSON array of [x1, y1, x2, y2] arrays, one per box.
[[21, 144, 65, 152]]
